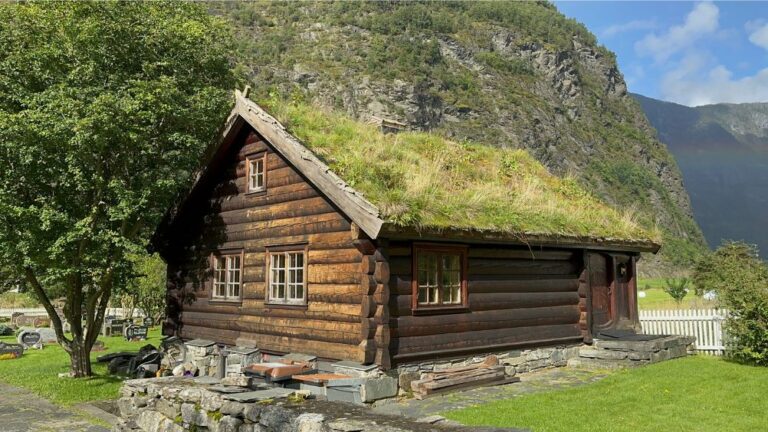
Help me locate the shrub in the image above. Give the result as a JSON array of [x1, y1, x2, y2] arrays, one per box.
[[0, 324, 13, 336], [0, 292, 40, 309], [694, 242, 768, 365], [663, 277, 689, 306]]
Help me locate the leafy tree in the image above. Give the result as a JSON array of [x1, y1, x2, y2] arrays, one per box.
[[694, 242, 768, 365], [663, 277, 689, 306], [115, 252, 167, 325], [0, 2, 236, 377]]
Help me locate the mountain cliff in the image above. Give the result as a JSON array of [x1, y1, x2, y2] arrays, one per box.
[[635, 94, 768, 256], [214, 1, 706, 271]]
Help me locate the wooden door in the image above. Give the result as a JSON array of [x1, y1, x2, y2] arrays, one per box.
[[612, 255, 639, 330], [588, 253, 613, 331]]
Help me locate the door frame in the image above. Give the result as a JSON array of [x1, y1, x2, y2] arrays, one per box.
[[586, 251, 641, 338]]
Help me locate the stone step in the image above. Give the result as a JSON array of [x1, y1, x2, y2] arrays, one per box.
[[567, 357, 632, 370]]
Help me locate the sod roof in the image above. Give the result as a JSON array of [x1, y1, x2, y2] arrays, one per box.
[[157, 91, 660, 252], [259, 98, 660, 250]]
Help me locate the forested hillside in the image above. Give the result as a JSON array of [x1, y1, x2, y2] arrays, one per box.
[[635, 94, 768, 257], [212, 1, 707, 271]]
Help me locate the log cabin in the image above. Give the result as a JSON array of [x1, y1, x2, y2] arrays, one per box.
[[152, 90, 661, 372]]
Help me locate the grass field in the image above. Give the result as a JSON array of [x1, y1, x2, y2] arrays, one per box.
[[0, 328, 163, 405], [445, 356, 768, 432], [636, 278, 716, 310]]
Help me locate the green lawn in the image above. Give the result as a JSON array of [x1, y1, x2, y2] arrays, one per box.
[[445, 356, 768, 432], [0, 328, 163, 406], [637, 278, 716, 310]]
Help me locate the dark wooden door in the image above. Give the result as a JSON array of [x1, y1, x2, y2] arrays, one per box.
[[612, 255, 638, 330], [589, 253, 613, 331]]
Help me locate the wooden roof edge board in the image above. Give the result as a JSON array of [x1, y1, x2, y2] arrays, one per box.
[[378, 223, 661, 253], [233, 91, 384, 239]]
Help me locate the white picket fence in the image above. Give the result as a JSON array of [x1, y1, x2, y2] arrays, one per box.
[[639, 309, 728, 355]]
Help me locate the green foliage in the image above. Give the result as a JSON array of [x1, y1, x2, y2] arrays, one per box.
[[0, 1, 235, 375], [663, 277, 690, 306], [0, 291, 40, 308], [114, 252, 166, 324], [694, 242, 768, 365], [475, 51, 533, 75], [0, 324, 12, 336], [264, 98, 658, 242]]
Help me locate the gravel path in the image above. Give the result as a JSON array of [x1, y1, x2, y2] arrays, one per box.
[[0, 382, 108, 432], [373, 367, 609, 419]]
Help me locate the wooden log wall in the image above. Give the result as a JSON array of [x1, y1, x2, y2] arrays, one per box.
[[353, 229, 392, 368], [388, 241, 585, 364], [165, 128, 365, 362], [577, 251, 590, 342]]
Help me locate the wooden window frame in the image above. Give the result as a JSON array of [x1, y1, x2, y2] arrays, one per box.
[[245, 152, 267, 194], [265, 244, 309, 308], [411, 243, 469, 314], [209, 249, 244, 304]]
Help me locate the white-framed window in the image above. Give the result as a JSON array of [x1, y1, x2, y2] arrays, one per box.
[[246, 154, 266, 193], [212, 253, 242, 301], [267, 247, 306, 305], [413, 245, 467, 310]]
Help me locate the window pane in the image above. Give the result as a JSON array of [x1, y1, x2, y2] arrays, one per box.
[[441, 254, 461, 304], [418, 286, 428, 304], [295, 269, 303, 285], [249, 158, 265, 191], [417, 252, 439, 304], [213, 256, 227, 298]]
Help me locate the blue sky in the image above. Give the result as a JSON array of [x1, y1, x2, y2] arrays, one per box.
[[555, 1, 768, 106]]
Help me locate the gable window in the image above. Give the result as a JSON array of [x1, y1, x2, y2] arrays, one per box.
[[267, 246, 307, 305], [413, 245, 467, 311], [246, 153, 266, 193], [212, 252, 242, 301]]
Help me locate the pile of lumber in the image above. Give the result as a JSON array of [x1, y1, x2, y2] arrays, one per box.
[[410, 356, 518, 399]]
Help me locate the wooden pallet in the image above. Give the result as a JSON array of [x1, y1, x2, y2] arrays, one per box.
[[410, 355, 516, 399]]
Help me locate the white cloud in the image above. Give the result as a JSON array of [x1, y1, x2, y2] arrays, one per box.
[[602, 20, 657, 38], [748, 22, 768, 50], [635, 2, 719, 62], [660, 53, 768, 106]]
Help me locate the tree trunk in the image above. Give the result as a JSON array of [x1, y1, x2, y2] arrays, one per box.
[[68, 341, 92, 378]]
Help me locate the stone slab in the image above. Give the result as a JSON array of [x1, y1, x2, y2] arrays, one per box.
[[360, 376, 398, 402], [227, 346, 260, 355], [193, 376, 220, 385], [221, 388, 294, 402], [324, 377, 365, 388], [331, 361, 378, 372], [207, 385, 250, 394], [326, 386, 363, 405], [185, 339, 216, 348], [283, 352, 317, 363]]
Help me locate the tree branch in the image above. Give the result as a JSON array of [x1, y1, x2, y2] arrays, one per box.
[[23, 267, 71, 346]]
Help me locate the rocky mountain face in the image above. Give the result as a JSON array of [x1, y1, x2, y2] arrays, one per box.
[[635, 94, 768, 257], [215, 2, 706, 271]]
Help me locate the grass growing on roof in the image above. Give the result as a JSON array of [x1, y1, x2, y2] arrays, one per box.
[[264, 99, 660, 243]]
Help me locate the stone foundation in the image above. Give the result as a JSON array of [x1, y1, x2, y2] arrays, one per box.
[[568, 335, 696, 369], [113, 376, 521, 432], [394, 345, 583, 394]]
